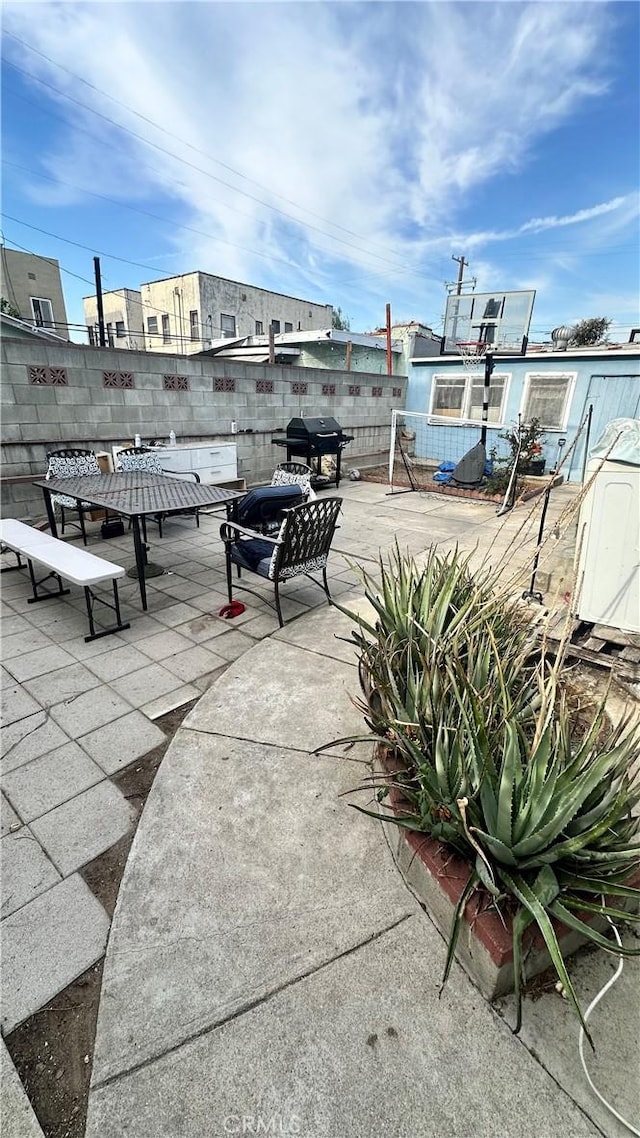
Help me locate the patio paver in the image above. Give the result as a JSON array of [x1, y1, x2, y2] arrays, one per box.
[[1, 713, 70, 775], [79, 711, 167, 775], [29, 781, 136, 876], [1, 742, 104, 822], [1, 828, 61, 917], [0, 1038, 45, 1137], [47, 685, 134, 737], [1, 874, 110, 1034]]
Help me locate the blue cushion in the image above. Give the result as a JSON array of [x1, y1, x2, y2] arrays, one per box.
[[230, 538, 274, 575], [237, 484, 303, 528]]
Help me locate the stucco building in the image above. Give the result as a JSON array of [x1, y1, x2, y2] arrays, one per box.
[[83, 288, 146, 350], [1, 248, 69, 338], [83, 272, 333, 354]]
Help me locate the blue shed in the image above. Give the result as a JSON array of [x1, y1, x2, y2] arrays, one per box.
[[406, 345, 640, 481]]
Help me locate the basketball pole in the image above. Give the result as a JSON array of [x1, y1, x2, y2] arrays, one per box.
[[480, 350, 495, 446]]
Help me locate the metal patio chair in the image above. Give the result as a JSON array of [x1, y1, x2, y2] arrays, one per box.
[[116, 446, 201, 538], [271, 461, 314, 493], [45, 448, 102, 545], [220, 496, 342, 627], [227, 483, 306, 538]]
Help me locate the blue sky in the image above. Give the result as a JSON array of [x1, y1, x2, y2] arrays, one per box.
[[2, 1, 639, 344]]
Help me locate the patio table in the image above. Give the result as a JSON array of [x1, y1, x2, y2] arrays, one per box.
[[34, 473, 243, 610]]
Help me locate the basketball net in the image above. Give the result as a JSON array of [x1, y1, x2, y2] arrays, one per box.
[[456, 340, 489, 371]]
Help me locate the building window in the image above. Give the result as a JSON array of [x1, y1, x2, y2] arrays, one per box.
[[255, 320, 264, 335], [271, 320, 281, 334], [106, 322, 115, 348], [88, 326, 96, 346], [115, 320, 125, 338], [162, 314, 171, 343], [284, 322, 293, 333], [147, 316, 158, 336], [190, 310, 199, 341], [429, 372, 509, 425], [28, 272, 36, 280], [221, 313, 236, 337], [30, 297, 54, 329], [521, 373, 575, 430]]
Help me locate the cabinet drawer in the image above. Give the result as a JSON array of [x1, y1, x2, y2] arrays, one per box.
[[191, 444, 236, 470], [160, 448, 192, 472], [198, 463, 238, 485]]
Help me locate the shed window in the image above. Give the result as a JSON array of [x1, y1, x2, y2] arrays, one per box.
[[521, 373, 575, 430], [429, 372, 509, 425]]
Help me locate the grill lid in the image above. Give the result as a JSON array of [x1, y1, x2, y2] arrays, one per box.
[[286, 416, 342, 437]]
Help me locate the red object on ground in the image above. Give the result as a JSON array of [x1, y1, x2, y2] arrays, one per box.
[[218, 601, 246, 619]]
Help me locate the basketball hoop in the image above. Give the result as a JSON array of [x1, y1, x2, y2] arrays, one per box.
[[456, 341, 488, 370]]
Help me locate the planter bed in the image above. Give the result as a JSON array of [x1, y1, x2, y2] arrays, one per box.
[[375, 746, 636, 1001]]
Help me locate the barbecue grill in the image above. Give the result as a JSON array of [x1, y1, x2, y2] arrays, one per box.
[[272, 417, 354, 488]]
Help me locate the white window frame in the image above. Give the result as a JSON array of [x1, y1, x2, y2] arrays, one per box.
[[255, 320, 264, 335], [520, 372, 576, 431], [428, 371, 511, 427], [221, 313, 236, 337], [30, 297, 54, 329], [161, 314, 171, 343]]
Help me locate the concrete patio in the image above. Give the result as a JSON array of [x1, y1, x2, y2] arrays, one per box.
[[2, 479, 637, 1137]]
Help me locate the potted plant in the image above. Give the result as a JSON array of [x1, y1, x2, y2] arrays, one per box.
[[500, 418, 547, 475], [327, 547, 640, 1039]]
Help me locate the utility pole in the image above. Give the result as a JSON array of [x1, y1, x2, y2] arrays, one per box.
[[451, 254, 468, 295], [93, 257, 106, 347], [385, 303, 392, 376]]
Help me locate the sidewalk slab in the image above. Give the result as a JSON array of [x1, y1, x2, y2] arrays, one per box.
[[497, 933, 640, 1138], [1, 874, 109, 1033], [183, 639, 365, 755], [87, 916, 600, 1138], [91, 729, 414, 1084], [29, 781, 136, 876], [1, 828, 61, 917], [0, 1039, 45, 1137]]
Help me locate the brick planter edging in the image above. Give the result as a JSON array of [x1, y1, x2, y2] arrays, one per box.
[[374, 745, 634, 1000]]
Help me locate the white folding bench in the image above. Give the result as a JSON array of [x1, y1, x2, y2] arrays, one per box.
[[0, 519, 130, 642]]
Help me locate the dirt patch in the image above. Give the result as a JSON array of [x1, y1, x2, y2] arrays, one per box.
[[362, 462, 545, 505], [4, 698, 198, 1138]]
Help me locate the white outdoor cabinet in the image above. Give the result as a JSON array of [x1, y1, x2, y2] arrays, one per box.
[[576, 457, 640, 633], [112, 442, 237, 485]]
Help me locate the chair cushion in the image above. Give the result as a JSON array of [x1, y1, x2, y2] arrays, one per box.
[[51, 494, 93, 509], [118, 452, 164, 475], [48, 454, 101, 478], [230, 538, 274, 577], [236, 484, 303, 528]]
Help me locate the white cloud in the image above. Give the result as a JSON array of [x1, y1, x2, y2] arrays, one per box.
[[1, 0, 630, 331]]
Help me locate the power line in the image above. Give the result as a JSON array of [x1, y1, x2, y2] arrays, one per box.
[[4, 29, 412, 264], [2, 54, 415, 275]]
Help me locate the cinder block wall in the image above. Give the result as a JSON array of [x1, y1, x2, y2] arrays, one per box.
[[1, 339, 406, 520]]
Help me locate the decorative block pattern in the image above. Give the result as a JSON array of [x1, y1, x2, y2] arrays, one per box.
[[322, 384, 336, 396], [103, 371, 134, 389], [214, 377, 236, 393], [348, 384, 361, 397], [28, 366, 68, 386], [372, 386, 383, 397], [291, 382, 308, 395], [256, 380, 274, 394], [393, 387, 402, 398], [163, 375, 190, 391]]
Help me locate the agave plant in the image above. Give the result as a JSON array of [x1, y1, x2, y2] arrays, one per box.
[[330, 548, 640, 1040]]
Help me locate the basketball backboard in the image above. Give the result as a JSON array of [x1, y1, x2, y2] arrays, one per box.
[[441, 289, 535, 355]]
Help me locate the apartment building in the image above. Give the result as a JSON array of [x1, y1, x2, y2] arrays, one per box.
[[83, 272, 333, 355], [1, 247, 69, 338], [83, 288, 146, 350]]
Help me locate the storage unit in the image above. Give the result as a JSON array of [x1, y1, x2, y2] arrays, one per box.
[[576, 422, 640, 633], [112, 442, 237, 485]]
